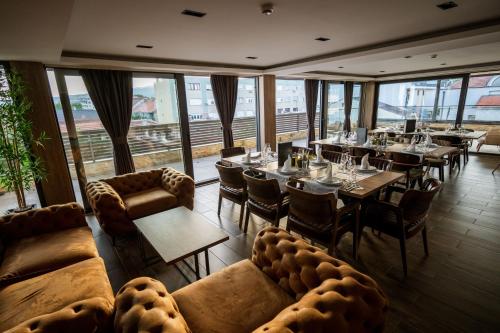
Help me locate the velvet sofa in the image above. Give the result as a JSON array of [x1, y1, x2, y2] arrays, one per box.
[[86, 168, 195, 238], [0, 203, 115, 333], [114, 227, 388, 333]]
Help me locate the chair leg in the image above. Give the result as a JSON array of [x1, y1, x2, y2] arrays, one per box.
[[238, 202, 245, 229], [422, 227, 429, 256], [399, 237, 408, 277], [439, 166, 444, 182], [243, 205, 250, 233], [417, 177, 423, 189], [217, 193, 222, 216], [353, 209, 360, 261]]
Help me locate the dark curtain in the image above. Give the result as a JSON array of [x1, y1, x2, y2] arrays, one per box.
[[211, 75, 238, 148], [305, 79, 319, 143], [343, 82, 354, 132], [81, 69, 135, 175]]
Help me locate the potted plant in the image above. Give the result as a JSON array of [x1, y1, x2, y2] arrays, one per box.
[[0, 70, 47, 213]]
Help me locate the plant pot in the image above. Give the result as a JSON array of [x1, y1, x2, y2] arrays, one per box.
[[5, 203, 37, 215]]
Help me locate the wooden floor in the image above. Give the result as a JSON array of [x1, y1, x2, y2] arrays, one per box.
[[87, 153, 500, 333]]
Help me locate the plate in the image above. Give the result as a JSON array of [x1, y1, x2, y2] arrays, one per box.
[[278, 167, 299, 175], [315, 177, 342, 186], [355, 165, 377, 173]]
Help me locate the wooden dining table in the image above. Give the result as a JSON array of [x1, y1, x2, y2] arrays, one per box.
[[222, 154, 405, 200], [368, 128, 487, 140]]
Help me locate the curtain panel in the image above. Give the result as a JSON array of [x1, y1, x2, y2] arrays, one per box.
[[343, 82, 354, 132], [305, 79, 320, 143], [210, 75, 238, 148], [81, 69, 135, 175]]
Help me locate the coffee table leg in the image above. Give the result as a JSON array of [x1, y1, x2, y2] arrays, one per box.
[[205, 249, 210, 275], [194, 253, 200, 280]]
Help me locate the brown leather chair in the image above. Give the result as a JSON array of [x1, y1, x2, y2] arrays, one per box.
[[362, 178, 441, 276], [285, 179, 360, 259], [321, 150, 342, 163], [350, 146, 377, 158], [242, 169, 289, 233], [369, 157, 393, 171], [322, 143, 344, 152], [215, 161, 247, 228], [433, 137, 461, 176], [386, 151, 427, 189], [434, 135, 468, 166], [220, 146, 246, 158]]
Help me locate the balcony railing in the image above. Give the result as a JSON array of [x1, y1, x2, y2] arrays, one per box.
[[61, 112, 318, 164]]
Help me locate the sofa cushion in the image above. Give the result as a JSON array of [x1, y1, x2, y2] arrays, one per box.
[[0, 226, 98, 285], [123, 187, 178, 219], [172, 259, 294, 333], [0, 257, 114, 332]]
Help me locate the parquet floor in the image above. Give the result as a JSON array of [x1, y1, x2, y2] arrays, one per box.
[[87, 153, 500, 333]]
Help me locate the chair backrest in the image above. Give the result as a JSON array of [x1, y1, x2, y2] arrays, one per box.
[[322, 150, 342, 163], [286, 179, 337, 229], [433, 135, 462, 145], [368, 157, 393, 171], [243, 169, 281, 205], [386, 151, 422, 172], [215, 161, 246, 189], [350, 146, 377, 157], [399, 178, 441, 221], [322, 144, 344, 152], [292, 146, 313, 154], [220, 147, 246, 158]]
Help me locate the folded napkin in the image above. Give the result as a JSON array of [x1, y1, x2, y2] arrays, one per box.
[[363, 139, 371, 147], [407, 142, 416, 152], [425, 133, 432, 147], [324, 162, 333, 180], [316, 147, 323, 162], [282, 155, 292, 171], [242, 152, 251, 163], [333, 133, 341, 143], [360, 153, 370, 170]]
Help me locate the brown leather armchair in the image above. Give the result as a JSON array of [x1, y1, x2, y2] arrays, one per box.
[[113, 227, 388, 333], [86, 168, 194, 239]]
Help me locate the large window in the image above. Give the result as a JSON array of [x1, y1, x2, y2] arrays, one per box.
[[464, 75, 500, 123], [185, 76, 257, 182], [275, 79, 319, 146], [351, 83, 361, 129], [326, 83, 344, 136]]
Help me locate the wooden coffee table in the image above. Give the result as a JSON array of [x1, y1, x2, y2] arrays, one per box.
[[133, 207, 229, 282]]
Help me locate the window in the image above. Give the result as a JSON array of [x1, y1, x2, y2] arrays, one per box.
[[351, 84, 361, 130], [326, 82, 345, 136], [189, 99, 202, 106], [238, 97, 244, 104], [206, 83, 212, 91], [464, 75, 500, 122], [245, 98, 254, 104], [207, 98, 215, 105], [188, 83, 200, 90]]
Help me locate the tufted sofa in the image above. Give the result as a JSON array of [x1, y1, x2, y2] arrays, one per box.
[[0, 203, 115, 333], [86, 168, 195, 238], [113, 227, 388, 333]]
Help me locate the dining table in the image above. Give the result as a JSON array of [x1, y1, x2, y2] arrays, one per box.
[[368, 128, 487, 140], [222, 153, 405, 200]]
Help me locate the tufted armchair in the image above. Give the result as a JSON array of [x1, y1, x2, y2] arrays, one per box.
[[86, 168, 194, 238], [114, 227, 388, 333]]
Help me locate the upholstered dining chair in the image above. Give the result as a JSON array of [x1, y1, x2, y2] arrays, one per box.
[[434, 135, 468, 166], [322, 143, 345, 152], [368, 157, 393, 171], [220, 146, 246, 158], [321, 150, 342, 163], [285, 179, 360, 259], [433, 138, 461, 176], [350, 146, 377, 158], [242, 169, 289, 233], [215, 161, 247, 228], [362, 178, 441, 276], [386, 151, 427, 189]]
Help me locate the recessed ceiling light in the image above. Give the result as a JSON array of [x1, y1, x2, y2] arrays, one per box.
[[261, 3, 274, 15], [315, 37, 330, 42], [136, 45, 153, 49], [246, 56, 258, 60], [431, 54, 438, 59], [181, 9, 206, 17], [437, 1, 458, 10], [338, 66, 344, 69], [379, 70, 386, 73], [404, 55, 412, 59]]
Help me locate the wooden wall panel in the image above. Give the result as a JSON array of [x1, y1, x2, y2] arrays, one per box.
[[258, 75, 276, 150], [10, 61, 76, 205]]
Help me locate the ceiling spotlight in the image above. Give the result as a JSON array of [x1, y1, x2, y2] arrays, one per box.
[[437, 1, 458, 10], [181, 9, 206, 18], [338, 66, 344, 69], [431, 54, 438, 59], [261, 3, 274, 15], [246, 56, 258, 60], [136, 45, 153, 49], [315, 37, 330, 42], [404, 55, 412, 59]]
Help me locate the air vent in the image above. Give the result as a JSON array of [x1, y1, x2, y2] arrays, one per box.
[[136, 45, 153, 49], [315, 37, 330, 42], [437, 2, 458, 10], [246, 56, 258, 60], [181, 9, 206, 18]]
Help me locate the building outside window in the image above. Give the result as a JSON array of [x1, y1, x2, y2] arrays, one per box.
[[464, 75, 500, 124]]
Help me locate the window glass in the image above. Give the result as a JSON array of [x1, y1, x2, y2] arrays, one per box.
[[326, 83, 345, 136], [464, 75, 500, 122]]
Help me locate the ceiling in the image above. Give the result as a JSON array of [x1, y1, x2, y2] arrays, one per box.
[[2, 0, 500, 80]]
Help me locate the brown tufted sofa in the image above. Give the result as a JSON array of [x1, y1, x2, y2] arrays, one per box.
[[113, 227, 388, 333], [0, 203, 115, 333], [86, 168, 195, 237]]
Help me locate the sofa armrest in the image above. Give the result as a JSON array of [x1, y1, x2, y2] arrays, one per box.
[[0, 203, 86, 241], [114, 277, 191, 333], [86, 181, 133, 236], [253, 277, 387, 333], [5, 297, 114, 333], [161, 168, 195, 210]]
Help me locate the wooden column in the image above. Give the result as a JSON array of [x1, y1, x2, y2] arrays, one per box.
[[258, 75, 276, 150], [10, 61, 75, 205], [360, 81, 377, 129]]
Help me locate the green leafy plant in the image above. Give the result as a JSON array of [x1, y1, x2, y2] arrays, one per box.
[[0, 70, 47, 211]]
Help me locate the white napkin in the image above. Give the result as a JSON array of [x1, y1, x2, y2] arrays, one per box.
[[425, 133, 432, 147], [407, 142, 416, 152], [242, 152, 251, 163], [316, 147, 323, 162], [363, 139, 371, 147], [282, 155, 292, 171], [360, 153, 370, 170], [324, 162, 333, 180], [333, 133, 341, 143]]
